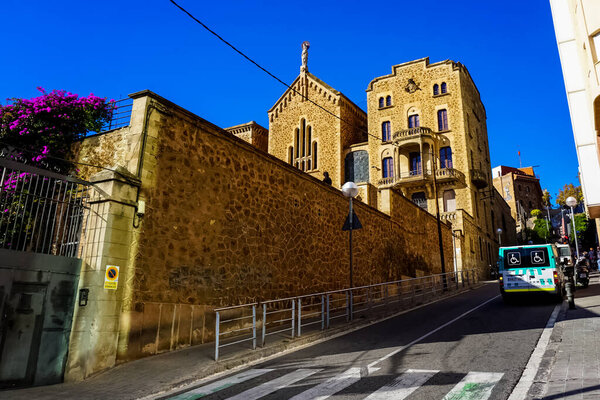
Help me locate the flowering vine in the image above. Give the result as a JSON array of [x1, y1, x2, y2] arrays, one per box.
[[0, 87, 114, 172]]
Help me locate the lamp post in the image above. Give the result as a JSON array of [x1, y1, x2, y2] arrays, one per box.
[[496, 228, 503, 246], [342, 181, 359, 289], [566, 196, 579, 259]]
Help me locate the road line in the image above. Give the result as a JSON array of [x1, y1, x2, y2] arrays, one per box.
[[367, 295, 500, 369], [507, 302, 562, 400], [442, 371, 504, 400], [226, 368, 321, 400], [289, 367, 380, 400], [168, 368, 273, 399], [364, 369, 439, 400]]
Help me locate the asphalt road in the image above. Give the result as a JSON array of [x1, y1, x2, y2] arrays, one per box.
[[167, 283, 559, 400]]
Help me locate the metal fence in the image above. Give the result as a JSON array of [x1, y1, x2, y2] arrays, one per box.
[[214, 270, 477, 360], [0, 156, 91, 257], [100, 98, 133, 132]]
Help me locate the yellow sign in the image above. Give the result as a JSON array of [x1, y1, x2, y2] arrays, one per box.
[[104, 265, 119, 290]]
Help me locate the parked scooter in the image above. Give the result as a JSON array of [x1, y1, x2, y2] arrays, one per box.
[[575, 257, 590, 288]]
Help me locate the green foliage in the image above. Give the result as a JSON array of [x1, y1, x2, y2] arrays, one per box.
[[556, 183, 584, 206], [530, 209, 542, 218], [570, 213, 597, 250], [542, 189, 552, 208]]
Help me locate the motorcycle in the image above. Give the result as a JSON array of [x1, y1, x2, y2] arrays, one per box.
[[575, 257, 590, 288]]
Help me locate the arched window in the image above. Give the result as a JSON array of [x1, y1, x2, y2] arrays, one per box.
[[290, 120, 317, 172], [440, 147, 453, 168], [385, 95, 392, 106], [443, 190, 456, 212], [408, 114, 420, 128], [381, 121, 391, 141], [382, 157, 394, 178], [409, 152, 421, 175], [433, 84, 439, 95], [441, 82, 447, 94], [379, 97, 384, 108], [437, 109, 448, 131]]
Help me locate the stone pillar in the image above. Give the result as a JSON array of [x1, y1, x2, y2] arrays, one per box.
[[64, 168, 140, 381]]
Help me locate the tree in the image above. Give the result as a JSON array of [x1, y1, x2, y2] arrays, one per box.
[[0, 87, 114, 172], [531, 209, 542, 218], [556, 183, 583, 206], [542, 189, 552, 209]]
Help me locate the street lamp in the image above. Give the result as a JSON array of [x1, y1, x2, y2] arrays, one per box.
[[496, 228, 503, 246], [342, 181, 359, 289], [566, 196, 579, 259]]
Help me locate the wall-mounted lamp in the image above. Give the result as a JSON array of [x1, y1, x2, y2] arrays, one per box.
[[133, 200, 146, 228]]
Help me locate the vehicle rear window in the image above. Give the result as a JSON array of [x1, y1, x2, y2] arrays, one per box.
[[558, 247, 571, 257], [502, 247, 551, 269]]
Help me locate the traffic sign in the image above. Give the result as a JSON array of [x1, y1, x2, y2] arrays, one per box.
[[104, 265, 120, 290]]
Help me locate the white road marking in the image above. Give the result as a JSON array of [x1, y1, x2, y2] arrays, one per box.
[[289, 366, 380, 400], [168, 368, 273, 399], [442, 371, 504, 400], [367, 295, 500, 369], [226, 368, 321, 400], [364, 369, 439, 399], [507, 302, 562, 400]]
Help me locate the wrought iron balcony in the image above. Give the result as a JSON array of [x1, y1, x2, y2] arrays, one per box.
[[435, 168, 466, 185], [470, 168, 488, 189], [392, 127, 435, 142]]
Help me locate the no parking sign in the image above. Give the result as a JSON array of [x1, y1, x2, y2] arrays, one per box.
[[104, 265, 120, 290]]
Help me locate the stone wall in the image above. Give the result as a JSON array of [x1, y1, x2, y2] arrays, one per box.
[[71, 91, 452, 365]]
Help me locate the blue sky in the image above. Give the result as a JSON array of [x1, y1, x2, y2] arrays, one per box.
[[1, 0, 576, 202]]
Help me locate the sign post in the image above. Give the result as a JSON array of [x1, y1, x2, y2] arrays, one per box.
[[104, 265, 120, 290]]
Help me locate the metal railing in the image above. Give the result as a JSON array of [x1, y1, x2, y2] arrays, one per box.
[[0, 156, 91, 257], [99, 98, 133, 132], [214, 270, 477, 360]]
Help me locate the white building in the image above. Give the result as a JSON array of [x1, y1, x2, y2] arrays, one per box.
[[550, 0, 600, 225]]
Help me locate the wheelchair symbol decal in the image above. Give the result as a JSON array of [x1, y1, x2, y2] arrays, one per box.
[[531, 251, 545, 264], [507, 252, 521, 266]]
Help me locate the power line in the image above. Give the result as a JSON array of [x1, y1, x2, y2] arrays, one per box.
[[168, 0, 390, 147]]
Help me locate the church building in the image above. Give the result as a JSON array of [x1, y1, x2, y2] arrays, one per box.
[[231, 45, 516, 274]]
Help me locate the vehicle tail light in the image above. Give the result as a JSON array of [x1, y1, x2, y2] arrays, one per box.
[[499, 275, 504, 288], [553, 271, 559, 285]]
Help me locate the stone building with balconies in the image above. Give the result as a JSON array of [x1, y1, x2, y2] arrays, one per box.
[[362, 58, 507, 273], [264, 53, 514, 276]]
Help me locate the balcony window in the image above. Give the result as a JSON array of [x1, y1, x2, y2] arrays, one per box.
[[408, 114, 420, 128], [443, 190, 456, 212], [382, 121, 391, 141], [433, 84, 439, 95], [382, 157, 394, 178], [409, 152, 422, 175], [437, 109, 448, 131], [385, 95, 392, 106], [440, 146, 453, 168]]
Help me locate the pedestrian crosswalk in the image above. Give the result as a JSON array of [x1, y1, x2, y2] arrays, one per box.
[[168, 367, 504, 400]]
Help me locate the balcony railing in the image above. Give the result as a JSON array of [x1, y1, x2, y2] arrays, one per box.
[[377, 170, 433, 187], [470, 168, 488, 189], [440, 211, 457, 222], [392, 127, 434, 142], [435, 168, 466, 184], [99, 98, 133, 133]]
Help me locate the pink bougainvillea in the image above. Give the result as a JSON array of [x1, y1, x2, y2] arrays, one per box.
[[0, 87, 114, 171]]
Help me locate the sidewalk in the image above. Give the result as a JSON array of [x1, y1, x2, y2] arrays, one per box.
[[532, 272, 600, 399], [2, 284, 477, 400]]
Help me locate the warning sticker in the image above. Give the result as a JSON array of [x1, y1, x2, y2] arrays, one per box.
[[104, 265, 119, 290]]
